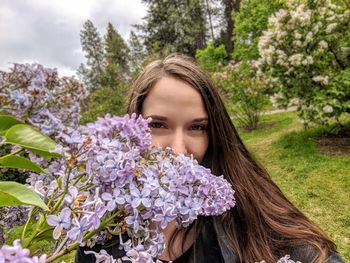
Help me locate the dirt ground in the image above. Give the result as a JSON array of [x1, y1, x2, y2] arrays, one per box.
[[315, 127, 350, 157]]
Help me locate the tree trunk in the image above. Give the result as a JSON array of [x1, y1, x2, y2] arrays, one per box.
[[222, 0, 241, 57]]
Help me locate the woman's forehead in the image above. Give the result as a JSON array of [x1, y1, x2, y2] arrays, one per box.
[[142, 76, 207, 119]]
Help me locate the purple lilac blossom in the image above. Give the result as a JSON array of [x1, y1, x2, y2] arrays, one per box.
[[0, 63, 88, 232], [84, 249, 117, 263], [2, 113, 236, 262], [46, 114, 235, 261], [277, 255, 301, 263], [0, 240, 47, 263], [102, 189, 126, 211], [47, 207, 72, 239], [0, 63, 88, 137], [69, 115, 235, 261], [67, 216, 90, 242], [0, 206, 30, 235], [258, 255, 302, 263]]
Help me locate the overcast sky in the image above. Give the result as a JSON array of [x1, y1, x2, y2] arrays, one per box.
[[0, 0, 146, 76]]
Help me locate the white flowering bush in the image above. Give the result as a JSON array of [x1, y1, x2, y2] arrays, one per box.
[[257, 0, 350, 126]]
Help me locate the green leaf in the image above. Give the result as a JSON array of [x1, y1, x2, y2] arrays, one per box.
[[30, 228, 53, 243], [0, 155, 48, 174], [0, 115, 23, 135], [30, 149, 61, 159], [4, 124, 60, 158], [0, 181, 48, 210]]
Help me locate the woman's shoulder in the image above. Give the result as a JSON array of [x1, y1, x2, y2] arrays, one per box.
[[326, 253, 345, 263], [288, 245, 345, 263]]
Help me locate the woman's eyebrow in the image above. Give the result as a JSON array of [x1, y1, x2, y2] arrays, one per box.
[[193, 117, 208, 122], [145, 115, 208, 122], [145, 115, 168, 121]]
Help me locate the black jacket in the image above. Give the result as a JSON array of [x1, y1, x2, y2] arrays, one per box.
[[75, 218, 344, 263]]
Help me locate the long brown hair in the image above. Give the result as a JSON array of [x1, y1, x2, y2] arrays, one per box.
[[127, 54, 336, 263]]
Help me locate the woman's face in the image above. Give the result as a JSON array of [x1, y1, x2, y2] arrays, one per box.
[[142, 76, 209, 162]]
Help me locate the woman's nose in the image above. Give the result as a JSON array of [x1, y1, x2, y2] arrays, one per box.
[[170, 130, 188, 155]]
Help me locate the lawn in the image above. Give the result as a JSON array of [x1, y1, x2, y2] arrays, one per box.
[[239, 111, 350, 262]]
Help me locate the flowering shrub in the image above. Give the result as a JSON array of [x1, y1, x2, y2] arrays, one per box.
[[0, 113, 236, 262], [195, 42, 228, 72], [257, 0, 350, 127], [0, 63, 88, 136], [0, 63, 89, 236], [213, 60, 270, 130]]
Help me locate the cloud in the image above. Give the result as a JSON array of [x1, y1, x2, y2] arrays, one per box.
[[0, 0, 146, 76], [90, 0, 146, 38]]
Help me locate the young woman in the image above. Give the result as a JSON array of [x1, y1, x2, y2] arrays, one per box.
[[76, 54, 344, 263]]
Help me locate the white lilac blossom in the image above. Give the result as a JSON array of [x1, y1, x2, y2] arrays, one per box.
[[312, 75, 329, 85], [325, 23, 338, 33], [0, 240, 47, 263], [323, 105, 334, 113], [258, 0, 347, 70], [318, 40, 328, 50], [257, 0, 349, 126]]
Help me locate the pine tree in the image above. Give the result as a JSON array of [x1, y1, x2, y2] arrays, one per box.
[[104, 22, 130, 73], [203, 0, 240, 58], [128, 30, 146, 76], [136, 0, 207, 57], [78, 21, 129, 120], [220, 0, 240, 56], [78, 20, 105, 91]]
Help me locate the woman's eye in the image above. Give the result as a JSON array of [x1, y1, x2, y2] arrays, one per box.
[[191, 124, 207, 131], [149, 122, 165, 129]]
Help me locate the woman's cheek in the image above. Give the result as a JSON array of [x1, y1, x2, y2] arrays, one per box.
[[150, 134, 165, 148], [190, 136, 209, 163]]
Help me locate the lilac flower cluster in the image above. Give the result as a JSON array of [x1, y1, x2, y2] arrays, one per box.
[[0, 240, 46, 263], [0, 63, 88, 235], [23, 113, 235, 262], [258, 255, 301, 263], [277, 255, 301, 263], [0, 206, 29, 233], [0, 63, 88, 136], [0, 205, 30, 245], [0, 241, 301, 263]]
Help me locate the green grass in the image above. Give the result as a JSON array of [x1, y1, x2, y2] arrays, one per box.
[[239, 111, 350, 262]]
